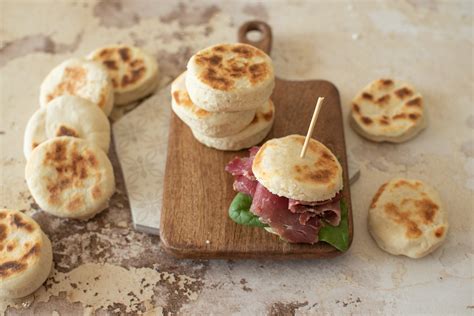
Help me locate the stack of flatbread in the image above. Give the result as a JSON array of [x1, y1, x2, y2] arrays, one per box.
[[171, 43, 275, 151], [6, 44, 159, 299], [25, 44, 159, 220]]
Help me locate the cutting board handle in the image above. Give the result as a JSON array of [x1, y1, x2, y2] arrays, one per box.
[[238, 20, 272, 55]]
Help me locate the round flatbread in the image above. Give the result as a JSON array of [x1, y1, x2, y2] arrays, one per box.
[[368, 178, 448, 258], [186, 43, 275, 112], [350, 78, 426, 143], [24, 95, 110, 159], [192, 99, 274, 150], [0, 209, 53, 298], [171, 72, 256, 137], [88, 44, 159, 105], [252, 135, 343, 201], [39, 58, 114, 116], [25, 137, 115, 220]]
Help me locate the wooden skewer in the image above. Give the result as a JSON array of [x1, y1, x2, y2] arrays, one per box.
[[300, 97, 325, 158]]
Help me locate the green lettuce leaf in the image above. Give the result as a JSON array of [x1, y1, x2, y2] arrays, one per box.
[[229, 193, 268, 227], [228, 194, 350, 251], [318, 199, 350, 251]]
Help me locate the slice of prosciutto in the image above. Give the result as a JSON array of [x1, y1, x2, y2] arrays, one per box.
[[250, 184, 321, 244], [288, 195, 341, 226], [225, 148, 341, 244]]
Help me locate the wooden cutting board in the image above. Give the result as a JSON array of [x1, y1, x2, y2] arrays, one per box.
[[160, 21, 353, 259]]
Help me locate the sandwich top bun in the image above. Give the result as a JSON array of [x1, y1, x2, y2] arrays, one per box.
[[24, 95, 110, 159], [350, 79, 426, 143], [88, 44, 159, 105], [171, 72, 256, 137], [0, 209, 53, 298], [192, 99, 275, 151], [186, 43, 275, 112], [368, 178, 448, 258], [252, 135, 343, 201], [39, 58, 114, 116], [25, 137, 115, 220]]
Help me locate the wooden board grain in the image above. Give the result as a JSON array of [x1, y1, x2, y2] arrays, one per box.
[[160, 78, 353, 259], [160, 21, 353, 259]]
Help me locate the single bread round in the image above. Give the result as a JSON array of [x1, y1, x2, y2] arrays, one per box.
[[39, 58, 114, 116], [186, 43, 275, 112], [25, 137, 115, 220], [252, 135, 343, 201], [192, 99, 274, 150], [171, 72, 256, 137], [350, 79, 426, 143], [87, 44, 159, 105], [368, 178, 448, 258], [24, 95, 110, 159], [0, 209, 53, 298]]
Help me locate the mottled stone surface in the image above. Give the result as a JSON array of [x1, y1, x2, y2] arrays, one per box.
[[0, 0, 472, 315]]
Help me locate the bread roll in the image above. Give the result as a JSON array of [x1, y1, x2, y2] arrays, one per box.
[[186, 43, 274, 112], [39, 58, 114, 116], [0, 209, 53, 298], [350, 79, 426, 143], [88, 44, 159, 105], [24, 95, 110, 159], [192, 99, 274, 150], [25, 137, 115, 220], [252, 135, 343, 201], [368, 178, 448, 258], [171, 72, 256, 137]]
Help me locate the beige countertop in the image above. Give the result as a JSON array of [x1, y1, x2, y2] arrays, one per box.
[[0, 0, 472, 314]]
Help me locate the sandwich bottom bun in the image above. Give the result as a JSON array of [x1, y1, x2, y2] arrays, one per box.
[[192, 99, 274, 151], [25, 137, 115, 220], [350, 78, 426, 143], [23, 95, 110, 160], [0, 209, 53, 299], [171, 72, 256, 137], [252, 134, 343, 201], [368, 178, 448, 258]]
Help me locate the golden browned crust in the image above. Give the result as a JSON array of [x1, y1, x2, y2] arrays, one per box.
[[384, 202, 422, 239], [0, 211, 42, 279], [46, 66, 86, 103], [434, 226, 445, 238], [56, 125, 79, 137], [372, 179, 442, 240], [172, 90, 209, 118], [193, 44, 271, 91], [91, 46, 148, 90], [394, 87, 413, 99], [351, 79, 424, 138], [42, 139, 103, 211], [370, 182, 388, 208]]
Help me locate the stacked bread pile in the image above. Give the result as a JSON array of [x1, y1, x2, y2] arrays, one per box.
[[171, 43, 275, 151], [2, 45, 159, 299]]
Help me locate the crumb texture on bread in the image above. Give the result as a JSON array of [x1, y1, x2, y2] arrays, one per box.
[[351, 79, 425, 142], [252, 135, 343, 201], [368, 178, 448, 258]]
